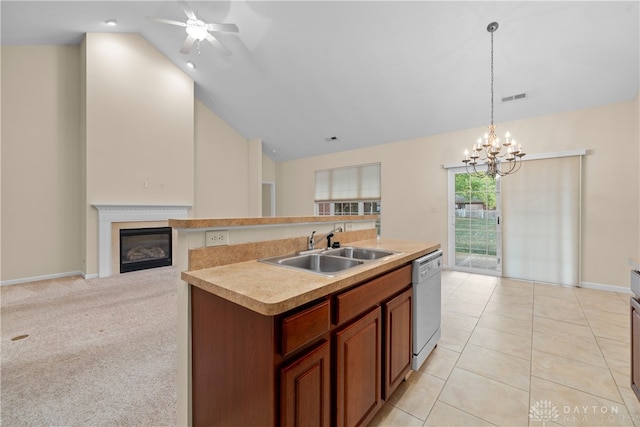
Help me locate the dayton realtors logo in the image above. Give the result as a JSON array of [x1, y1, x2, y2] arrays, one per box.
[[529, 400, 559, 426], [530, 400, 627, 425]]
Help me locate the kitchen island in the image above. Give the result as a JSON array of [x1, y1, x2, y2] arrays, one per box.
[[181, 237, 439, 427]]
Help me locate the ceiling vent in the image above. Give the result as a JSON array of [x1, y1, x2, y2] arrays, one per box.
[[324, 136, 339, 142], [502, 92, 527, 103]]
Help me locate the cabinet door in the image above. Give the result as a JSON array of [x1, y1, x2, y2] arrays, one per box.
[[281, 341, 331, 427], [631, 298, 640, 400], [335, 307, 382, 427], [384, 288, 412, 399]]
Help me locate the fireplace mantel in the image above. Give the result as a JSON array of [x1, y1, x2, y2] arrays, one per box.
[[94, 204, 191, 277]]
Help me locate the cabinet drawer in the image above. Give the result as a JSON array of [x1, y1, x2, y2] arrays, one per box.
[[281, 300, 330, 356], [335, 264, 412, 325]]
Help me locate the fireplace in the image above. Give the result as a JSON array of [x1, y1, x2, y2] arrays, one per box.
[[120, 227, 172, 273]]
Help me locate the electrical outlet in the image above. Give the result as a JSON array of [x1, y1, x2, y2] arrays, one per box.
[[205, 230, 229, 247]]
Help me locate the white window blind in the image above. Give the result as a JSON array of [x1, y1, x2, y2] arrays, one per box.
[[315, 163, 381, 201], [501, 155, 582, 286], [315, 170, 331, 201]]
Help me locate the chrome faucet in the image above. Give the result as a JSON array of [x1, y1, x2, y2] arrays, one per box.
[[308, 227, 343, 250]]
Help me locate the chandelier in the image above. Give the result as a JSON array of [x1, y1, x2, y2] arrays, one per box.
[[462, 22, 525, 178]]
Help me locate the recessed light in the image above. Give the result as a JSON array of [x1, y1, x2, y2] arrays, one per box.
[[105, 19, 117, 26], [186, 61, 196, 69]]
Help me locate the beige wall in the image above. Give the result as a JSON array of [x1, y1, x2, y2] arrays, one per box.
[[194, 99, 249, 218], [2, 36, 256, 282], [2, 38, 637, 288], [263, 153, 277, 183], [248, 138, 263, 216], [1, 45, 3, 281], [637, 93, 640, 262], [262, 154, 277, 216], [82, 33, 195, 276], [277, 100, 640, 289], [1, 46, 83, 281]]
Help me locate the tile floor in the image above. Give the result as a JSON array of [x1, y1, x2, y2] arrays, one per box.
[[370, 270, 640, 426]]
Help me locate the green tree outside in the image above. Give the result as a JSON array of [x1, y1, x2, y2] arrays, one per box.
[[455, 174, 498, 257]]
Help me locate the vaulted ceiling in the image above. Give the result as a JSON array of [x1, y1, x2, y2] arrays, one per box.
[[2, 1, 638, 161]]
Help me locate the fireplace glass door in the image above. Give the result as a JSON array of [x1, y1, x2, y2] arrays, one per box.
[[120, 227, 172, 273]]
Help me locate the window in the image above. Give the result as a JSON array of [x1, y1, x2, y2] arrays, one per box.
[[314, 164, 381, 217]]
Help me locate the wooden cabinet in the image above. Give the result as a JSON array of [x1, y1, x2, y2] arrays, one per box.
[[631, 298, 640, 400], [334, 265, 411, 325], [190, 263, 413, 427], [335, 307, 383, 427], [281, 341, 331, 427], [281, 300, 330, 357], [384, 287, 412, 399], [333, 264, 412, 427], [191, 286, 276, 426]]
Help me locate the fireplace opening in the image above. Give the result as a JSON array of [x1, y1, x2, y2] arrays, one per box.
[[120, 227, 172, 273]]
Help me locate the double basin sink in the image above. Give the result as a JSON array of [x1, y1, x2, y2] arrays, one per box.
[[259, 247, 398, 277]]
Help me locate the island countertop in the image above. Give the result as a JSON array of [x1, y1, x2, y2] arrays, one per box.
[[182, 238, 440, 316]]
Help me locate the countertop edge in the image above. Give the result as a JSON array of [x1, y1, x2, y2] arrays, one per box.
[[182, 239, 440, 316], [169, 215, 378, 229]]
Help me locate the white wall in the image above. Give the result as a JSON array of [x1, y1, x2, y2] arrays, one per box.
[[277, 100, 640, 289]]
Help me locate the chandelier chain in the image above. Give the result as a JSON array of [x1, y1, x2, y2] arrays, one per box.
[[490, 29, 494, 126], [461, 21, 526, 178]]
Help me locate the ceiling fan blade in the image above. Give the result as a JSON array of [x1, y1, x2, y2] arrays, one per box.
[[205, 33, 232, 56], [180, 35, 196, 54], [180, 0, 197, 21], [206, 23, 239, 33], [146, 16, 186, 27]]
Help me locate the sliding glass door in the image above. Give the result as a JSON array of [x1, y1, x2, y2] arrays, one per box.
[[501, 156, 581, 286], [448, 169, 502, 275]]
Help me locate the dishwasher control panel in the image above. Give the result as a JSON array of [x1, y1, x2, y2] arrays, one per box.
[[413, 250, 442, 283]]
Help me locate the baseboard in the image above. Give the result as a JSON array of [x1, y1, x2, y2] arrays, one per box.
[[1, 270, 86, 286], [581, 281, 632, 294], [442, 269, 632, 295]]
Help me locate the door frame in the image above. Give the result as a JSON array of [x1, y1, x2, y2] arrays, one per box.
[[262, 181, 276, 217], [447, 167, 502, 276]]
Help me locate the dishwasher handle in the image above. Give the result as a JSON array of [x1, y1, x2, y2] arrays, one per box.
[[416, 249, 443, 265]]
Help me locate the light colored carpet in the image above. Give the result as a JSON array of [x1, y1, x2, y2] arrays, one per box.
[[1, 266, 177, 426]]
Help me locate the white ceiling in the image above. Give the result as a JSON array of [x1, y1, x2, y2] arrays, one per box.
[[2, 1, 639, 161]]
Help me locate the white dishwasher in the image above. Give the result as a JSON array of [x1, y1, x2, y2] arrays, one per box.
[[411, 249, 442, 371]]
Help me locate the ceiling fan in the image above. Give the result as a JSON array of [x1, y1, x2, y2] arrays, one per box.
[[146, 0, 239, 55]]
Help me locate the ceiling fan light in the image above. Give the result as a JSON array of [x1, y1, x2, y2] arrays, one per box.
[[186, 19, 208, 41]]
